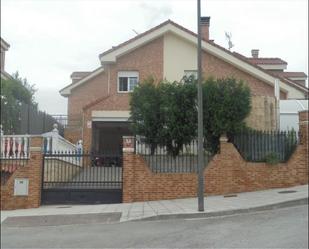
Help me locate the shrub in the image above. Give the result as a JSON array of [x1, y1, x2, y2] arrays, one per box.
[[158, 81, 197, 157], [129, 77, 163, 154], [203, 77, 251, 153], [264, 152, 280, 165], [130, 77, 251, 156]]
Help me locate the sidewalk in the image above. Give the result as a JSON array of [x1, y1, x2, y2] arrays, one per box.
[[1, 185, 308, 224]]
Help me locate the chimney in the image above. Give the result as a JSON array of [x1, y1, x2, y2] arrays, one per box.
[[251, 49, 259, 58], [200, 16, 210, 41]]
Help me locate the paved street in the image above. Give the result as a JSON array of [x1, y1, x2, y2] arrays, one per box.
[[1, 205, 308, 248]]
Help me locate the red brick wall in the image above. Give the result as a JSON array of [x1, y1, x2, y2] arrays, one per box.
[[67, 34, 290, 147], [79, 37, 164, 151], [123, 111, 309, 202], [68, 37, 164, 116], [1, 137, 43, 210], [64, 127, 82, 144]]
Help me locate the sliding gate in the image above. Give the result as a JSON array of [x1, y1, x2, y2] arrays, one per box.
[[41, 152, 123, 204]]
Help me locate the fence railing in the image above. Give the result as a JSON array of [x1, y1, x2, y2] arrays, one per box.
[[43, 151, 123, 189], [231, 130, 298, 162], [51, 114, 68, 128], [0, 135, 30, 159], [1, 101, 65, 136], [43, 124, 79, 153], [135, 138, 213, 173], [0, 135, 30, 184]]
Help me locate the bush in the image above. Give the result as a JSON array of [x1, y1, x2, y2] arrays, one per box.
[[264, 152, 280, 165], [158, 81, 197, 157], [129, 77, 163, 154], [130, 77, 251, 156], [203, 77, 251, 153]]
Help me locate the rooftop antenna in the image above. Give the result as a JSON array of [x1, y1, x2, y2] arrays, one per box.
[[132, 29, 139, 35], [225, 31, 234, 51]]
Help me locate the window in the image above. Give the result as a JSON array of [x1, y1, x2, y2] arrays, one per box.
[[184, 70, 198, 79], [118, 71, 139, 92], [182, 70, 198, 83]]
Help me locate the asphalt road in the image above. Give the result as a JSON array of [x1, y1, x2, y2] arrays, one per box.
[[1, 205, 308, 248]]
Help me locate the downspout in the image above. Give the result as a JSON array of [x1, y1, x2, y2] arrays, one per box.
[[107, 64, 111, 95], [274, 78, 280, 130]]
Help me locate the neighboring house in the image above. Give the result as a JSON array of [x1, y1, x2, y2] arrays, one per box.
[[60, 17, 308, 152], [280, 99, 308, 132], [0, 37, 13, 80]]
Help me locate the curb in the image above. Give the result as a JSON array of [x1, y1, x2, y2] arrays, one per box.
[[133, 197, 308, 222]]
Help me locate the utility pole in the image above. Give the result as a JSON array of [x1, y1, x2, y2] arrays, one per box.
[[197, 0, 204, 212]]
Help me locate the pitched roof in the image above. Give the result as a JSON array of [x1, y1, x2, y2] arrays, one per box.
[[60, 19, 308, 97], [70, 71, 91, 78], [60, 67, 104, 96], [275, 71, 307, 78], [0, 37, 10, 51], [99, 20, 172, 58], [246, 58, 288, 65]]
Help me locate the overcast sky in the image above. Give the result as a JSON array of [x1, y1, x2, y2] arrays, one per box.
[[1, 0, 308, 114]]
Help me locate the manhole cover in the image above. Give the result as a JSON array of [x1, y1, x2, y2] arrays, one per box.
[[224, 194, 238, 198], [278, 190, 297, 194]]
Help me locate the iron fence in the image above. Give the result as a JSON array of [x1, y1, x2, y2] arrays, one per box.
[[135, 138, 213, 173], [43, 151, 123, 190], [230, 130, 298, 162], [51, 114, 68, 128], [1, 102, 65, 136]]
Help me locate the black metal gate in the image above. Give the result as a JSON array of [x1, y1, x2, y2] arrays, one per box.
[[41, 152, 123, 205]]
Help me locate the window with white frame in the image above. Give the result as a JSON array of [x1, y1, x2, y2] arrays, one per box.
[[118, 71, 139, 92], [184, 70, 198, 79]]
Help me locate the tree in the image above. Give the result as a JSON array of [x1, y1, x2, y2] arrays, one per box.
[[0, 72, 37, 134], [202, 77, 251, 153], [130, 76, 251, 156], [129, 77, 163, 154], [158, 81, 197, 157]]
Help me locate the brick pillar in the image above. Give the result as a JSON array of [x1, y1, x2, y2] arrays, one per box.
[[82, 111, 92, 152], [29, 136, 44, 207], [122, 136, 135, 203], [0, 136, 43, 210], [299, 110, 308, 145], [297, 110, 308, 185]]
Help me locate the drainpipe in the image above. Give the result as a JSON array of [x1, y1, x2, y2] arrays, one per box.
[[107, 64, 111, 95], [274, 78, 280, 130]]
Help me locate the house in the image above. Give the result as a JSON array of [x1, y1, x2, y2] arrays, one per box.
[[0, 37, 13, 80], [60, 17, 308, 152]]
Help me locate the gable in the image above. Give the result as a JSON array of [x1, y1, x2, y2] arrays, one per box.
[[60, 20, 307, 98]]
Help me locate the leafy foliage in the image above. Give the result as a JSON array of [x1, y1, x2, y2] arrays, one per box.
[[129, 77, 163, 154], [203, 77, 251, 153], [1, 72, 37, 133], [158, 81, 197, 157], [130, 76, 251, 156], [264, 152, 280, 165]]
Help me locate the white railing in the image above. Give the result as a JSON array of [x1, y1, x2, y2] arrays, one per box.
[[0, 135, 30, 159], [43, 124, 82, 166], [43, 124, 78, 153]]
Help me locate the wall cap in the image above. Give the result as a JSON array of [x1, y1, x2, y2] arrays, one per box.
[[219, 135, 228, 142], [30, 147, 42, 152]]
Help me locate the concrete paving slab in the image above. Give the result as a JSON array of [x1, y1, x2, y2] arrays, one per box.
[[2, 212, 122, 227], [1, 185, 308, 224]]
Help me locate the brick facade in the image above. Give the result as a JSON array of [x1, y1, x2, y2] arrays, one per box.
[[66, 35, 286, 150], [1, 137, 43, 210], [122, 111, 308, 202]]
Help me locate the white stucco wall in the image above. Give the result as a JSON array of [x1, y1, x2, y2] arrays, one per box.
[[282, 82, 306, 99], [163, 32, 306, 99], [163, 32, 197, 81]]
